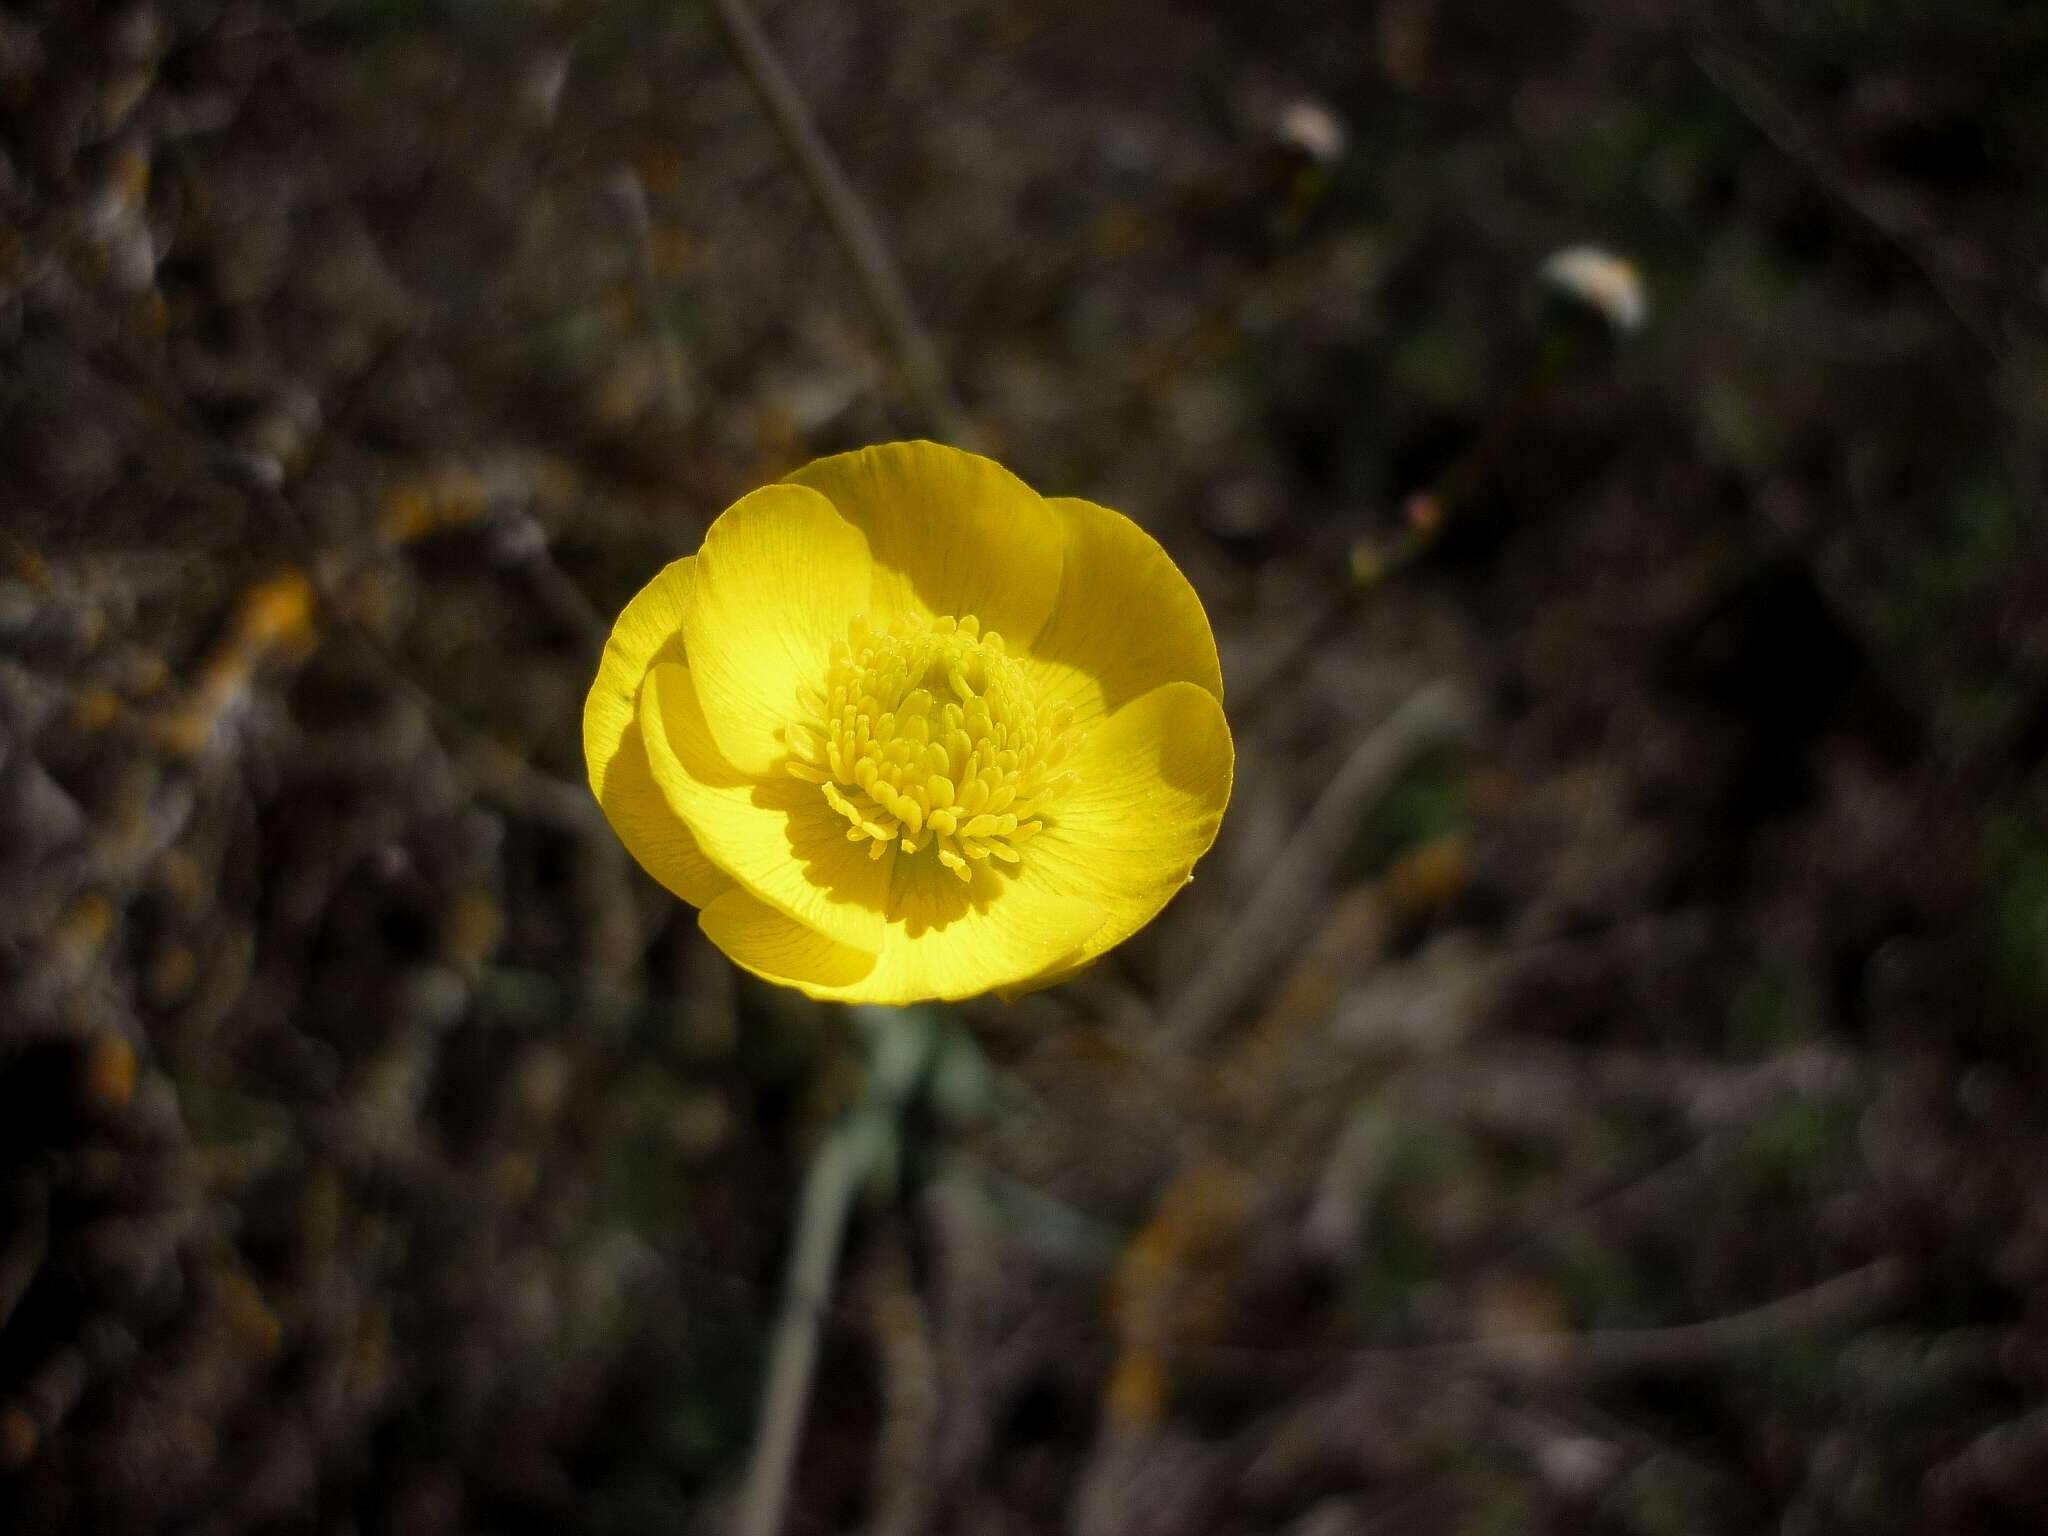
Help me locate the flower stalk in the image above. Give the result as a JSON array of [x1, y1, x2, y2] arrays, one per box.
[[733, 1006, 943, 1536]]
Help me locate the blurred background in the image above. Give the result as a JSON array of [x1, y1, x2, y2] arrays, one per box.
[[5, 1, 2048, 1532]]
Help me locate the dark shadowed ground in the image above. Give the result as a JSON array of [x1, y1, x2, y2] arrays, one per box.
[[5, 2, 2048, 1532]]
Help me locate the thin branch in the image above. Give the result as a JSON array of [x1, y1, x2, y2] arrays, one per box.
[[1929, 1401, 2048, 1510], [1208, 1257, 1909, 1384], [494, 511, 613, 656], [1166, 681, 1479, 1050], [324, 607, 605, 838], [607, 167, 694, 421], [1481, 1256, 1909, 1381], [862, 1225, 939, 1536], [708, 0, 972, 443], [1688, 40, 2006, 366], [0, 1179, 49, 1335]]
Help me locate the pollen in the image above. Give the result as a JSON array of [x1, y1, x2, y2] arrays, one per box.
[[785, 613, 1080, 880]]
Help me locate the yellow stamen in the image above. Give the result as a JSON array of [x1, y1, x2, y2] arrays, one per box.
[[788, 613, 1080, 881]]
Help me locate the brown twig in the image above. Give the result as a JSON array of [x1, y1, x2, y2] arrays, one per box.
[[0, 1180, 49, 1336], [707, 0, 973, 444], [1460, 1256, 1909, 1382], [1688, 40, 2005, 366], [732, 1115, 874, 1536], [606, 167, 695, 422], [1928, 1401, 2048, 1511], [493, 511, 613, 657], [1166, 681, 1479, 1050], [1207, 1256, 1909, 1384], [862, 1225, 939, 1536]]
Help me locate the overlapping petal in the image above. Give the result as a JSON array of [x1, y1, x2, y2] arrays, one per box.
[[698, 856, 1105, 1004], [785, 441, 1065, 648], [640, 661, 889, 954], [1025, 496, 1224, 727], [695, 887, 878, 994], [581, 557, 731, 907], [683, 483, 872, 776], [1008, 679, 1233, 979]]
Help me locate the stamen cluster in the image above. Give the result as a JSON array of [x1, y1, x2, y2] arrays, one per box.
[[787, 614, 1078, 880]]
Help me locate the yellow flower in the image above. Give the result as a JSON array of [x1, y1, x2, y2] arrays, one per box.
[[583, 440, 1233, 1004]]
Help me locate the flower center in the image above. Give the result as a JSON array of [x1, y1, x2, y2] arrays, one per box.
[[785, 613, 1079, 881]]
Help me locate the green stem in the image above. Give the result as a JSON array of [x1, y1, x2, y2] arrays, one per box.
[[732, 1007, 941, 1536]]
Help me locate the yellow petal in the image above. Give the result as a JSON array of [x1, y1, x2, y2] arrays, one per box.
[[582, 556, 731, 907], [1008, 680, 1233, 981], [699, 855, 1105, 1004], [696, 887, 878, 993], [684, 483, 872, 776], [1025, 496, 1224, 728], [641, 661, 889, 954], [784, 440, 1064, 647]]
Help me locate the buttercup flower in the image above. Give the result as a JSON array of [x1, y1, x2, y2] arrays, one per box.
[[584, 440, 1233, 1003]]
